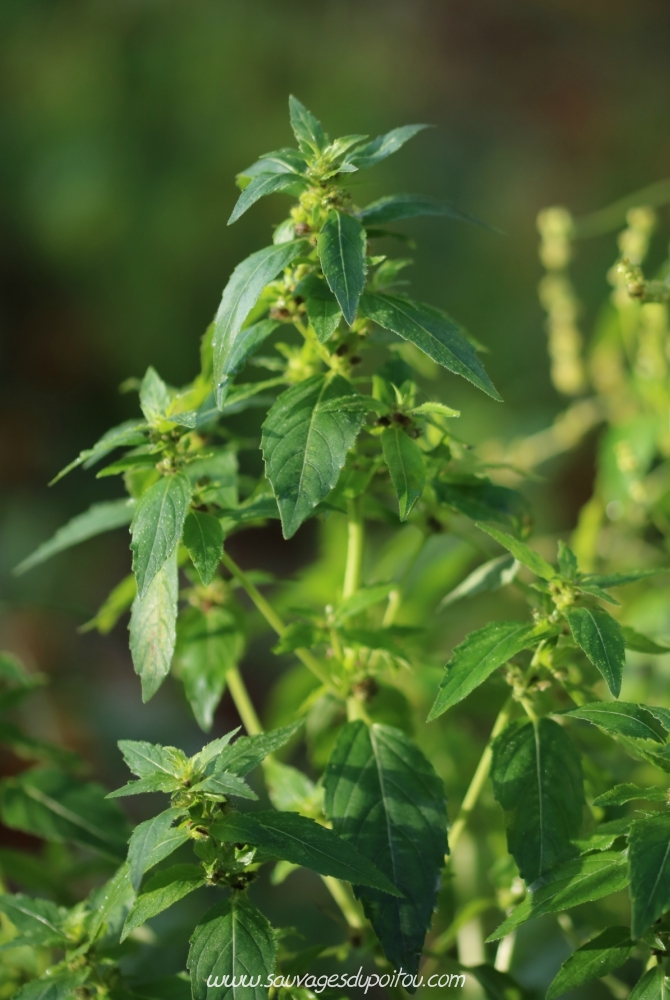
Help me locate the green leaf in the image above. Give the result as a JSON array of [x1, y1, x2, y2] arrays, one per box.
[[347, 124, 429, 169], [487, 851, 629, 941], [428, 621, 553, 720], [187, 893, 276, 1000], [565, 606, 626, 698], [213, 721, 302, 777], [317, 210, 367, 325], [439, 554, 518, 608], [183, 512, 223, 586], [228, 173, 304, 225], [140, 367, 171, 423], [582, 569, 664, 588], [295, 275, 344, 344], [261, 373, 366, 538], [212, 318, 281, 402], [13, 970, 89, 1000], [0, 767, 130, 859], [190, 772, 257, 800], [79, 573, 136, 634], [190, 729, 240, 774], [324, 721, 447, 975], [565, 702, 666, 742], [622, 627, 670, 655], [381, 426, 426, 520], [491, 718, 584, 883], [434, 480, 529, 536], [629, 812, 670, 937], [129, 548, 179, 702], [240, 147, 308, 178], [469, 966, 532, 1000], [176, 607, 244, 732], [546, 926, 634, 1000], [475, 523, 556, 580], [122, 865, 205, 941], [334, 583, 396, 623], [288, 95, 326, 153], [86, 862, 134, 942], [212, 240, 308, 407], [49, 420, 148, 484], [13, 499, 134, 576], [107, 774, 183, 799], [213, 811, 400, 894], [131, 473, 191, 598], [118, 739, 189, 779], [360, 293, 501, 399], [628, 967, 670, 999], [0, 894, 68, 947], [263, 759, 320, 814], [272, 621, 325, 654], [127, 806, 190, 890], [593, 784, 668, 806], [358, 193, 492, 230]]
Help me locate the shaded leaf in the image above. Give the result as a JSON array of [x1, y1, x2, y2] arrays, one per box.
[[324, 721, 447, 976], [176, 607, 244, 732], [546, 926, 634, 1000], [434, 480, 530, 536], [183, 512, 223, 586], [381, 426, 426, 520], [228, 174, 304, 225], [565, 606, 626, 698], [469, 966, 532, 1000], [213, 721, 302, 777], [261, 373, 366, 538], [317, 210, 367, 325], [334, 583, 396, 623], [14, 500, 134, 576], [189, 772, 256, 800], [361, 292, 500, 399], [565, 702, 666, 742], [629, 812, 670, 938], [358, 193, 492, 230], [622, 627, 670, 655], [582, 569, 663, 588], [122, 865, 205, 941], [491, 718, 584, 883], [79, 573, 136, 635], [439, 554, 518, 608], [347, 124, 429, 169], [628, 967, 670, 999], [476, 523, 556, 580], [130, 473, 191, 598], [211, 318, 281, 403], [13, 970, 89, 1000], [140, 367, 171, 423], [593, 784, 668, 806], [127, 807, 190, 890], [129, 548, 179, 702], [0, 894, 68, 947], [288, 95, 326, 153]]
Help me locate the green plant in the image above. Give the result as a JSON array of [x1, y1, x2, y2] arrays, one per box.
[[7, 97, 670, 1000]]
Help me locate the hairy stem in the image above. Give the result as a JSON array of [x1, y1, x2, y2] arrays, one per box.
[[448, 697, 513, 852], [221, 548, 336, 692], [342, 497, 364, 599]]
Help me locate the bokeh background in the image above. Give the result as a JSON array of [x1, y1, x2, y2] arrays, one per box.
[[2, 0, 670, 993]]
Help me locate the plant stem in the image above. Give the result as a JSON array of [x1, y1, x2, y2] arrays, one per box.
[[342, 497, 364, 599], [321, 876, 365, 929], [448, 697, 513, 852], [221, 548, 336, 692], [225, 666, 262, 735]]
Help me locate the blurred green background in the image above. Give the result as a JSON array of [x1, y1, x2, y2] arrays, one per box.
[[2, 0, 670, 990]]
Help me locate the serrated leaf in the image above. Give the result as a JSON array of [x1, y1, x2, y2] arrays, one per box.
[[487, 851, 629, 941], [435, 480, 529, 535], [295, 274, 344, 344], [439, 554, 518, 608], [629, 812, 670, 937], [14, 499, 134, 576], [381, 426, 426, 520], [190, 729, 240, 774], [491, 718, 583, 883], [261, 373, 366, 538], [213, 721, 302, 777], [228, 173, 305, 225], [131, 473, 191, 598], [118, 739, 189, 779], [428, 621, 553, 720], [213, 810, 400, 894], [324, 721, 447, 976], [593, 784, 668, 806], [0, 894, 68, 947], [212, 318, 281, 403], [212, 240, 308, 407], [122, 864, 205, 941], [358, 193, 492, 231], [582, 569, 664, 588], [334, 583, 395, 623], [317, 210, 367, 325], [622, 627, 670, 655], [475, 523, 556, 580], [0, 767, 129, 859], [565, 702, 666, 742], [187, 894, 276, 1000], [140, 367, 171, 423], [129, 548, 178, 702], [107, 774, 182, 799], [347, 124, 429, 169], [13, 969, 89, 1000], [176, 607, 243, 732], [49, 420, 148, 484], [288, 95, 326, 153], [546, 925, 634, 1000], [127, 807, 190, 890], [183, 512, 223, 585], [360, 293, 501, 399], [190, 772, 256, 800], [565, 606, 626, 698], [628, 967, 670, 999]]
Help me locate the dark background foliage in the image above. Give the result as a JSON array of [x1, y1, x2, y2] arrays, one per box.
[[1, 0, 669, 988]]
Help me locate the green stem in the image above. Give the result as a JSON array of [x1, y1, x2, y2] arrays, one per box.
[[225, 666, 262, 735], [342, 497, 364, 599], [448, 697, 513, 852], [221, 548, 337, 692], [321, 876, 365, 929]]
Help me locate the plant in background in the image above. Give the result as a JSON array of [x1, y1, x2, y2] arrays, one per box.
[[6, 98, 670, 1000]]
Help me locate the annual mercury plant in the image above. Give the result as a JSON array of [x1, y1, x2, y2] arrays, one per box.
[[5, 96, 670, 1000]]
